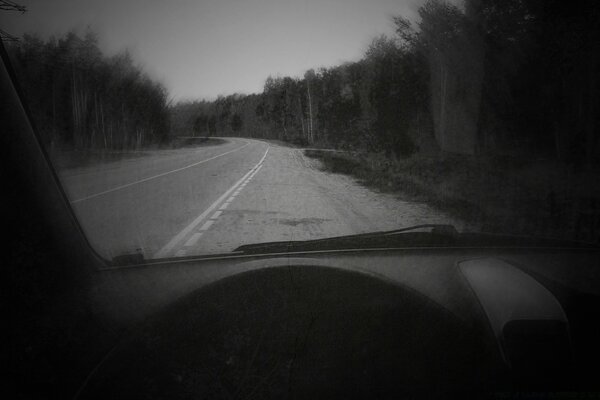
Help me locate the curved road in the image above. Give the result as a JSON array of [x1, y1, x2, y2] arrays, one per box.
[[58, 138, 458, 261]]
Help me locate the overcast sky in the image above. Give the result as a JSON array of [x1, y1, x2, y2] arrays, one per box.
[[1, 0, 428, 101]]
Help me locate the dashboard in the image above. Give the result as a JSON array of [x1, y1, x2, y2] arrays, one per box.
[[81, 250, 600, 398]]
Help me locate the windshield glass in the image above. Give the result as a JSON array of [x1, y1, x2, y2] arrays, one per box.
[[2, 0, 599, 261]]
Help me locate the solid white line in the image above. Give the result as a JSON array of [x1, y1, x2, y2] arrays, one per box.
[[184, 232, 203, 247], [252, 165, 263, 176], [152, 146, 270, 258], [257, 146, 270, 164], [248, 164, 263, 178], [211, 210, 223, 219], [71, 142, 250, 204], [245, 165, 263, 182]]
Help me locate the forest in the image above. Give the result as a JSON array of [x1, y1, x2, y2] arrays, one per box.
[[172, 0, 599, 166], [6, 31, 171, 151]]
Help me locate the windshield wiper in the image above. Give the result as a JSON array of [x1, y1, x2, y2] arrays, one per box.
[[112, 224, 598, 264], [332, 224, 458, 238], [234, 224, 460, 254], [234, 224, 598, 254]]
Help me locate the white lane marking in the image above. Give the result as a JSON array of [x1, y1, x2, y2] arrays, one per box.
[[153, 146, 270, 258], [248, 165, 263, 179], [219, 202, 231, 211], [211, 210, 223, 219], [249, 164, 263, 177], [184, 232, 203, 247], [71, 142, 250, 204], [227, 196, 236, 202], [199, 220, 215, 231], [175, 249, 187, 257]]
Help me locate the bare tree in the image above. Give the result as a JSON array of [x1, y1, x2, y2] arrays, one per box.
[[0, 0, 26, 42], [304, 70, 315, 144], [0, 0, 26, 12], [0, 28, 19, 42]]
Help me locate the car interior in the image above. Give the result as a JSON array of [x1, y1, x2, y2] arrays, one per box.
[[3, 21, 600, 400]]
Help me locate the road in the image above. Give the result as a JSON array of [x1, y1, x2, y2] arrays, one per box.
[[58, 138, 459, 260]]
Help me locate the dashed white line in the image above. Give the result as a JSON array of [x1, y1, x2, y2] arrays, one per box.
[[199, 220, 215, 231], [211, 210, 223, 219], [152, 146, 269, 259], [71, 142, 251, 204], [184, 232, 203, 247]]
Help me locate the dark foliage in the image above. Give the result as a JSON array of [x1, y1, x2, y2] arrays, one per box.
[[171, 0, 599, 166], [6, 31, 171, 150]]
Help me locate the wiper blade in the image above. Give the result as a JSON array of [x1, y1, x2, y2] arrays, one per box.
[[234, 224, 459, 254], [339, 224, 458, 238], [234, 224, 599, 254]]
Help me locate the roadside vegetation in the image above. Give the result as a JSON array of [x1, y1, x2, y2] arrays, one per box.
[[304, 150, 598, 241], [5, 31, 171, 153]]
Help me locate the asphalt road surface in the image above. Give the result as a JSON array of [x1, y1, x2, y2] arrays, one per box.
[[58, 138, 459, 261]]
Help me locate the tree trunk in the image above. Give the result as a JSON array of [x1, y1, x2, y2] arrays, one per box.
[[298, 97, 306, 140], [307, 78, 314, 144], [439, 60, 447, 151]]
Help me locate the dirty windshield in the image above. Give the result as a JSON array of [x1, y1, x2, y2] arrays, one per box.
[[2, 0, 599, 261]]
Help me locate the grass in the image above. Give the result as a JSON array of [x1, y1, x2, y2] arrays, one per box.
[[48, 137, 228, 170], [304, 149, 600, 243], [49, 149, 149, 170]]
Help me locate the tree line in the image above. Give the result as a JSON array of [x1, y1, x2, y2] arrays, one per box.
[[172, 0, 599, 166], [6, 31, 171, 150]]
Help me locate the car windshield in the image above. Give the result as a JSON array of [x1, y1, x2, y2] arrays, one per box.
[[2, 0, 599, 262]]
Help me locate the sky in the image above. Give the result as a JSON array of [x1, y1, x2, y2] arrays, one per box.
[[1, 0, 428, 101]]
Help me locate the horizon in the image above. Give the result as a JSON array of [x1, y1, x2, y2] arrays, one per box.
[[1, 0, 433, 101]]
